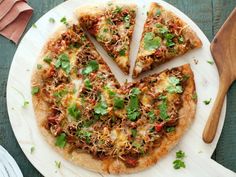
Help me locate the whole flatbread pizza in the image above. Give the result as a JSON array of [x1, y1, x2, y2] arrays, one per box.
[[31, 2, 200, 174]]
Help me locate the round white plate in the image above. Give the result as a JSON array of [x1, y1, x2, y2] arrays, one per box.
[[7, 0, 227, 176]]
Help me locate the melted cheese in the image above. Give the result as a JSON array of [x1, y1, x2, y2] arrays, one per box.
[[110, 129, 128, 148], [97, 17, 113, 42]]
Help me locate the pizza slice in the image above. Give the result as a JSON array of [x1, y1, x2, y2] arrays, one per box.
[[76, 3, 137, 74], [133, 2, 202, 78]]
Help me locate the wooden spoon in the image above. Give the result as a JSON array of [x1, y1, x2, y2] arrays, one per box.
[[202, 8, 236, 143]]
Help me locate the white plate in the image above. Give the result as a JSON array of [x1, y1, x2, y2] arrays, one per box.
[[7, 0, 227, 176]]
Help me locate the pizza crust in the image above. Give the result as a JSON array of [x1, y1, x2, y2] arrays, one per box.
[[32, 62, 196, 173]]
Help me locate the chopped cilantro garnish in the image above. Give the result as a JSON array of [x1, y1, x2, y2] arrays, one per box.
[[130, 88, 141, 96], [32, 23, 37, 28], [55, 53, 71, 74], [104, 85, 116, 97], [165, 33, 175, 47], [127, 88, 141, 121], [207, 60, 214, 65], [148, 110, 156, 123], [31, 86, 40, 95], [68, 103, 81, 120], [49, 17, 55, 23], [166, 76, 183, 94], [53, 89, 68, 102], [37, 64, 42, 69], [176, 150, 185, 159], [131, 129, 137, 137], [114, 97, 124, 109], [12, 87, 29, 108], [43, 56, 52, 64], [30, 146, 35, 154], [166, 126, 175, 132], [173, 150, 186, 169], [82, 60, 99, 75], [55, 161, 61, 169], [103, 28, 108, 32], [60, 16, 69, 26], [84, 78, 92, 90], [55, 133, 67, 148], [158, 100, 169, 120], [158, 94, 167, 100], [119, 48, 126, 56], [203, 98, 212, 105], [173, 159, 186, 169], [23, 101, 29, 108], [144, 32, 161, 51], [156, 9, 161, 16], [124, 15, 130, 28], [178, 36, 184, 44], [94, 101, 108, 115], [159, 27, 169, 34], [114, 6, 122, 14], [77, 129, 91, 143]]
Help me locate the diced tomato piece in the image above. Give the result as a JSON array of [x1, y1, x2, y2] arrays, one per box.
[[155, 123, 164, 132], [125, 157, 138, 167]]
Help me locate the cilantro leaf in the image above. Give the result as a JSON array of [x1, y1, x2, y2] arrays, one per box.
[[158, 100, 169, 120], [114, 97, 124, 109], [130, 88, 141, 96], [207, 60, 214, 65], [119, 48, 126, 56], [55, 53, 71, 74], [176, 150, 185, 159], [55, 161, 61, 169], [131, 129, 137, 137], [77, 129, 91, 143], [165, 33, 175, 47], [55, 133, 67, 148], [94, 101, 108, 115], [43, 56, 52, 64], [148, 110, 156, 123], [173, 159, 186, 169], [178, 36, 184, 44], [173, 150, 186, 169], [82, 60, 99, 75], [60, 16, 69, 26], [30, 146, 35, 154], [68, 103, 81, 120], [84, 78, 92, 90], [53, 89, 68, 103], [203, 98, 212, 105], [144, 32, 161, 51], [166, 76, 183, 94], [166, 126, 175, 132], [23, 101, 29, 108], [31, 86, 40, 95], [124, 15, 130, 28], [127, 93, 140, 121], [37, 64, 42, 69]]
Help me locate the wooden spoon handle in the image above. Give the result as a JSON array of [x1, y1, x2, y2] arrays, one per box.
[[202, 76, 230, 143]]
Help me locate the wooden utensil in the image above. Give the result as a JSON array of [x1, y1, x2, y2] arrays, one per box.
[[202, 8, 236, 143]]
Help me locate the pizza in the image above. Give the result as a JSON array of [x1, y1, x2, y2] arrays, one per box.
[[31, 2, 199, 174], [76, 3, 137, 74], [133, 2, 202, 78], [31, 23, 196, 173]]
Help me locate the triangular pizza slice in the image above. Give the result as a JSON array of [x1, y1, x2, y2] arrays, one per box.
[[133, 2, 202, 78], [76, 2, 137, 74]]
